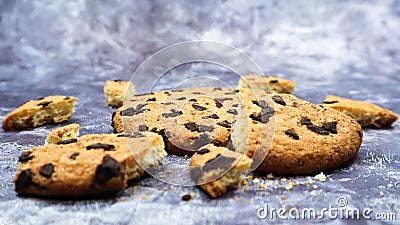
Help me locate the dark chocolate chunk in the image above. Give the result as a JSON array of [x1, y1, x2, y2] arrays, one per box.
[[150, 127, 158, 133], [306, 124, 330, 135], [146, 97, 157, 102], [139, 125, 148, 131], [192, 92, 203, 95], [64, 96, 71, 100], [234, 89, 240, 92], [250, 102, 275, 123], [184, 122, 199, 132], [272, 95, 286, 106], [113, 79, 124, 82], [357, 130, 362, 138], [189, 98, 197, 102], [161, 102, 175, 105], [36, 96, 44, 100], [111, 111, 116, 128], [15, 169, 32, 192], [57, 138, 78, 145], [130, 132, 145, 138], [94, 155, 121, 185], [192, 104, 207, 111], [322, 121, 337, 134], [213, 87, 223, 91], [176, 97, 186, 100], [197, 148, 210, 155], [215, 100, 223, 108], [284, 129, 300, 140], [69, 152, 80, 160], [136, 104, 146, 110], [164, 91, 171, 96], [194, 134, 211, 149], [190, 167, 202, 182], [232, 104, 239, 107], [269, 80, 279, 83], [203, 155, 236, 172], [37, 101, 52, 107], [19, 151, 34, 163], [39, 163, 54, 178], [171, 89, 184, 92], [162, 109, 183, 118], [86, 143, 115, 151], [182, 194, 192, 201], [300, 117, 313, 126], [252, 100, 260, 107], [199, 125, 214, 132], [120, 107, 145, 116], [323, 100, 339, 104], [227, 109, 238, 115], [217, 120, 231, 128], [203, 114, 220, 119], [215, 98, 233, 102]]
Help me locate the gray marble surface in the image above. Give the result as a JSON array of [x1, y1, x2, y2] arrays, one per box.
[[0, 0, 399, 224]]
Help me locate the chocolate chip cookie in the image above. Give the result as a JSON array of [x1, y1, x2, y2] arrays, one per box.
[[104, 79, 136, 108]]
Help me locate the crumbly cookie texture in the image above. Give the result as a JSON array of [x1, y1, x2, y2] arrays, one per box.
[[238, 75, 296, 94], [232, 89, 363, 175], [45, 123, 80, 145], [323, 95, 398, 128], [104, 80, 136, 108], [2, 96, 77, 131], [190, 144, 251, 198], [14, 132, 166, 197], [112, 87, 242, 155]]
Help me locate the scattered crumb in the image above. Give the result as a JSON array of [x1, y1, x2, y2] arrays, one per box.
[[166, 169, 172, 174], [313, 185, 318, 189], [285, 182, 293, 191], [253, 178, 260, 183], [281, 178, 287, 183], [184, 155, 188, 159], [140, 194, 147, 200], [173, 155, 177, 158], [241, 179, 248, 186], [280, 195, 287, 201], [259, 184, 267, 189], [235, 196, 242, 202], [267, 173, 274, 179], [163, 187, 169, 191], [159, 174, 166, 178], [247, 175, 254, 179], [314, 172, 327, 182]]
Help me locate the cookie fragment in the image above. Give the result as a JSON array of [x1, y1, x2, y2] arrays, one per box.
[[104, 80, 136, 108], [46, 123, 80, 145], [238, 75, 296, 94]]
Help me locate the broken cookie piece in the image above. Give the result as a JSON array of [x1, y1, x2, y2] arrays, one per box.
[[189, 144, 251, 198], [323, 95, 398, 128], [45, 123, 80, 145], [2, 96, 77, 131], [104, 80, 136, 108], [238, 75, 296, 94]]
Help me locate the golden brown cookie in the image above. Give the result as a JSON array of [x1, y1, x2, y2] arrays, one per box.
[[104, 80, 136, 108], [232, 90, 363, 175], [112, 88, 241, 155], [238, 75, 296, 94], [323, 95, 398, 128], [14, 132, 166, 197], [189, 144, 251, 198], [2, 96, 77, 131], [45, 123, 80, 145]]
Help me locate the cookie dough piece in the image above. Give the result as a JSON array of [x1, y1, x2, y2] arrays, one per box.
[[45, 123, 80, 145], [238, 75, 296, 94], [14, 132, 166, 197], [323, 95, 398, 128], [112, 87, 241, 155], [189, 144, 251, 198], [232, 90, 363, 175], [2, 96, 77, 131], [104, 80, 136, 108]]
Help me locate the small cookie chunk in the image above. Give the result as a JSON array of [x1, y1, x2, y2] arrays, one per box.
[[104, 80, 136, 108], [323, 95, 398, 128], [45, 123, 80, 145], [232, 90, 363, 175], [14, 132, 166, 197], [189, 144, 251, 198], [238, 75, 296, 94], [112, 88, 241, 155], [2, 96, 77, 131]]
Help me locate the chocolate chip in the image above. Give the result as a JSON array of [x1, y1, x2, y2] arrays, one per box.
[[139, 125, 148, 131], [250, 102, 275, 123], [64, 96, 71, 100], [300, 117, 313, 126], [120, 107, 145, 116], [94, 155, 121, 185], [161, 102, 175, 105], [192, 104, 207, 111], [213, 87, 222, 91], [182, 194, 192, 201], [199, 125, 214, 132], [203, 155, 236, 172], [19, 151, 34, 163], [306, 124, 330, 135], [39, 163, 54, 178], [146, 97, 156, 102], [322, 122, 337, 134], [285, 129, 300, 140], [234, 89, 240, 92], [136, 104, 146, 110], [217, 120, 231, 128], [189, 98, 197, 102], [162, 109, 183, 118], [323, 100, 339, 104], [164, 91, 171, 95], [194, 134, 211, 149], [37, 101, 52, 107], [215, 98, 233, 102], [232, 104, 239, 107], [269, 80, 279, 83], [192, 92, 203, 95], [171, 89, 184, 92], [272, 95, 286, 106], [227, 109, 238, 115], [113, 79, 124, 82], [36, 96, 44, 100], [86, 143, 115, 151], [215, 100, 223, 108], [111, 111, 116, 128], [130, 132, 146, 138], [190, 167, 202, 182], [203, 114, 220, 119], [15, 169, 32, 192], [184, 122, 199, 132], [357, 130, 362, 138], [176, 97, 186, 100], [252, 100, 260, 106], [57, 138, 78, 145], [70, 152, 79, 160], [197, 148, 210, 155]]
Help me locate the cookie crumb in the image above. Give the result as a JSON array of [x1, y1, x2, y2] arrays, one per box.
[[182, 194, 192, 201], [267, 173, 274, 179], [314, 172, 327, 182], [285, 182, 293, 191], [140, 194, 147, 200]]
